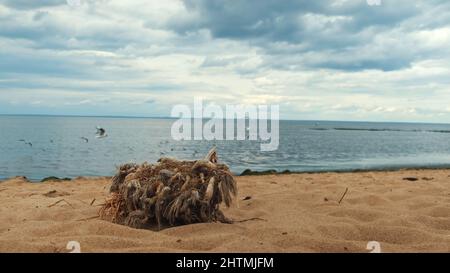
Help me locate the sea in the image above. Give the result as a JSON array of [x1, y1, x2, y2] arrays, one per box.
[[1, 115, 450, 181]]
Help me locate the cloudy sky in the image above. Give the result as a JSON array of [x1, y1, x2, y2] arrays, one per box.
[[0, 0, 450, 122]]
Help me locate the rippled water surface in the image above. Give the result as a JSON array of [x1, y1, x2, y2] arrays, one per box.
[[1, 115, 450, 180]]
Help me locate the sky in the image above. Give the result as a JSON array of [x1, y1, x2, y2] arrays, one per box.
[[0, 0, 450, 122]]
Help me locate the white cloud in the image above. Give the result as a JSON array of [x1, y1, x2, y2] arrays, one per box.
[[0, 0, 449, 122]]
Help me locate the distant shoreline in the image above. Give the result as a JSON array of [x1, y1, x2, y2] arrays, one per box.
[[239, 165, 450, 176], [3, 166, 450, 182], [0, 114, 176, 120], [1, 114, 450, 125]]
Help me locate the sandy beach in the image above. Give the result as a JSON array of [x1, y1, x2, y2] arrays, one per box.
[[0, 169, 449, 253]]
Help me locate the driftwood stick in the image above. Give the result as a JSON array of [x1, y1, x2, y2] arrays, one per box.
[[338, 188, 349, 204], [48, 199, 74, 209], [235, 217, 267, 223]]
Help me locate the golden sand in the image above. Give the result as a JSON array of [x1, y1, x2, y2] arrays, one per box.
[[1, 169, 449, 253]]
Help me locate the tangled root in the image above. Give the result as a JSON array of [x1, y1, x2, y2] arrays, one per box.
[[99, 192, 126, 223], [99, 147, 237, 230]]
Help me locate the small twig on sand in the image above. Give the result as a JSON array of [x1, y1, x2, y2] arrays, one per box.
[[235, 217, 267, 223], [48, 199, 74, 209], [74, 199, 89, 205], [77, 215, 99, 221], [90, 198, 96, 206], [338, 188, 349, 204]]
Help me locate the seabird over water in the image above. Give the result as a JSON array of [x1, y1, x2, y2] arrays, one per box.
[[96, 126, 108, 138], [18, 139, 32, 147]]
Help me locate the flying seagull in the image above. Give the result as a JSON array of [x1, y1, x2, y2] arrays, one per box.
[[96, 126, 108, 138], [81, 137, 89, 143], [18, 139, 32, 147]]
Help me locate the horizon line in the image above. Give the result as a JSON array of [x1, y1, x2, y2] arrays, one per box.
[[1, 113, 450, 125]]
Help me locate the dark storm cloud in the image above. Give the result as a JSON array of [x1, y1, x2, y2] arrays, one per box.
[[171, 0, 419, 40], [170, 0, 324, 41], [166, 0, 448, 71]]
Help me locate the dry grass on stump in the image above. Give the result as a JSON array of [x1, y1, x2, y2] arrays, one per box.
[[99, 148, 237, 230]]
